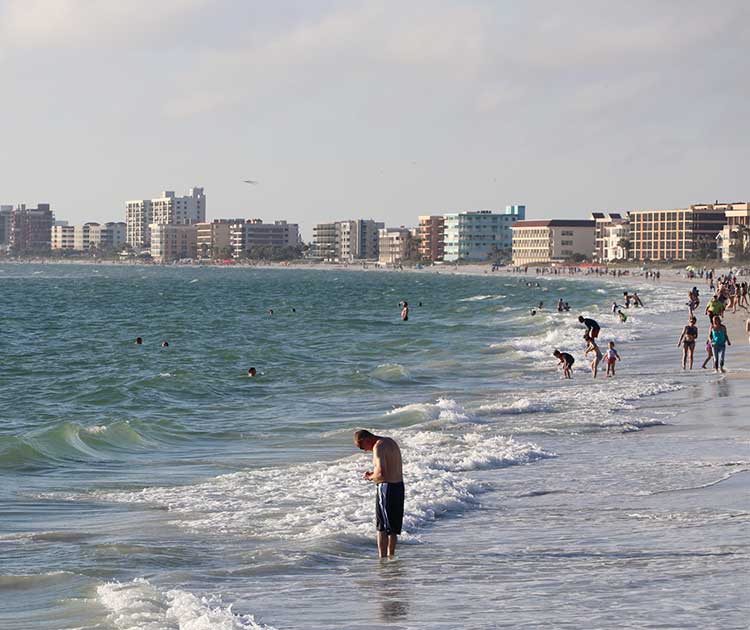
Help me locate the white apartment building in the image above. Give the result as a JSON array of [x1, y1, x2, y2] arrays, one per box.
[[511, 220, 595, 265], [601, 222, 630, 261], [150, 223, 198, 262], [378, 227, 411, 265], [443, 206, 525, 262], [126, 187, 205, 248], [591, 212, 628, 262], [52, 222, 127, 251]]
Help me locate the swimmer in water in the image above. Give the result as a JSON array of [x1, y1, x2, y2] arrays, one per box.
[[135, 337, 143, 345], [617, 309, 628, 323], [530, 309, 537, 316], [401, 301, 409, 321], [247, 367, 257, 377], [553, 349, 575, 379], [161, 341, 169, 347], [604, 341, 620, 377]]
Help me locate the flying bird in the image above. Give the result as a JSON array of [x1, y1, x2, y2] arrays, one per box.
[[243, 179, 259, 185]]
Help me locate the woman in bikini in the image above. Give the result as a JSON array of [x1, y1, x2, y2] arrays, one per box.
[[677, 315, 698, 370]]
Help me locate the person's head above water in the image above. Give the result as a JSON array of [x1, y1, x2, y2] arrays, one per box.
[[135, 337, 143, 345], [247, 367, 257, 377], [161, 341, 169, 347]]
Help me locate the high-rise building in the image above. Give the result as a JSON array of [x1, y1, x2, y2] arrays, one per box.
[[311, 219, 384, 262], [51, 223, 75, 250], [0, 205, 14, 250], [628, 204, 727, 261], [378, 227, 412, 265], [229, 219, 300, 258], [9, 204, 54, 253], [443, 206, 525, 262], [149, 223, 198, 262], [126, 187, 205, 248], [511, 219, 595, 265], [417, 215, 445, 262]]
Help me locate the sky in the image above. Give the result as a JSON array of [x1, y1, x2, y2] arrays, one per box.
[[1, 0, 749, 239]]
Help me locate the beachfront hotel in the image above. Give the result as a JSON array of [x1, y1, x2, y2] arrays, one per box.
[[126, 188, 206, 248], [229, 219, 300, 258], [3, 204, 55, 253], [378, 227, 412, 265], [443, 206, 525, 262], [591, 212, 628, 262], [149, 223, 198, 262], [196, 220, 234, 260], [713, 203, 750, 261], [628, 204, 727, 261], [51, 222, 126, 251], [311, 219, 384, 262], [511, 219, 595, 265], [417, 215, 445, 262]]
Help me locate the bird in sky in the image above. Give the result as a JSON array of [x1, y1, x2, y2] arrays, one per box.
[[243, 179, 259, 185]]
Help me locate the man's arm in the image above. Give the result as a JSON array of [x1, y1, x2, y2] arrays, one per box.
[[366, 442, 387, 483]]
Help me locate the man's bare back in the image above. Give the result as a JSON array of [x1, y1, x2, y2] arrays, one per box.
[[369, 437, 403, 483]]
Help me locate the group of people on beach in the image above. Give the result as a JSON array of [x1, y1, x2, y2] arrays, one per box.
[[553, 314, 621, 379], [677, 273, 743, 373]]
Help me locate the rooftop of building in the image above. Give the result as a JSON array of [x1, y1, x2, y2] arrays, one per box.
[[512, 219, 595, 228]]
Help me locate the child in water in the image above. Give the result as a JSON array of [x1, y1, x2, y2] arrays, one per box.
[[553, 349, 575, 379], [584, 336, 603, 379], [604, 341, 621, 377]]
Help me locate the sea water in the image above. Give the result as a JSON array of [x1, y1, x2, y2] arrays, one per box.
[[0, 264, 747, 629]]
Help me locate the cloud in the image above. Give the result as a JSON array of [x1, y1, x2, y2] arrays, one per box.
[[0, 0, 209, 48]]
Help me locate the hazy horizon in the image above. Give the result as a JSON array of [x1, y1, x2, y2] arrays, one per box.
[[1, 0, 748, 239]]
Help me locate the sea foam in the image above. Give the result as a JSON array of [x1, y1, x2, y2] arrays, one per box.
[[97, 578, 272, 629]]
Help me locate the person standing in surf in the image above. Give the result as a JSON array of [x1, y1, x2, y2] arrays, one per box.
[[584, 336, 603, 378], [677, 316, 698, 370], [553, 349, 575, 379], [401, 301, 409, 321], [354, 430, 405, 558], [709, 315, 731, 373], [578, 315, 600, 340]]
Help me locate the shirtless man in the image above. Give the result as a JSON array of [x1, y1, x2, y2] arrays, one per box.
[[354, 430, 404, 558]]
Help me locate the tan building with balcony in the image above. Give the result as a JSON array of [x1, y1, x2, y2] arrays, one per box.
[[150, 223, 198, 262], [629, 204, 727, 261], [511, 220, 595, 265], [378, 227, 412, 265], [417, 215, 445, 262], [196, 220, 234, 259]]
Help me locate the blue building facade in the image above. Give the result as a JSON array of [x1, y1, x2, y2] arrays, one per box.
[[443, 205, 526, 262]]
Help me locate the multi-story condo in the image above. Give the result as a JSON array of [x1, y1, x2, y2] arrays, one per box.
[[629, 204, 727, 261], [378, 227, 412, 265], [9, 203, 54, 253], [52, 222, 127, 252], [126, 187, 205, 248], [149, 223, 198, 262], [443, 205, 525, 262], [229, 219, 300, 258], [197, 220, 235, 259], [51, 222, 75, 250], [311, 219, 384, 262], [601, 221, 630, 261], [417, 215, 445, 262], [511, 219, 596, 265], [708, 203, 750, 261], [591, 212, 628, 262], [0, 205, 12, 250]]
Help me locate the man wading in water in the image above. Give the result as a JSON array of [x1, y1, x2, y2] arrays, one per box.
[[354, 430, 404, 558]]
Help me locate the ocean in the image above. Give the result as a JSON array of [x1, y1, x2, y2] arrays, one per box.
[[0, 263, 747, 629]]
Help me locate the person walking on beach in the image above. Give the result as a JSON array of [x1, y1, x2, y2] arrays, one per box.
[[578, 315, 600, 340], [553, 349, 575, 378], [604, 342, 620, 377], [709, 316, 731, 373], [584, 337, 603, 378], [705, 295, 725, 321], [354, 430, 404, 558], [677, 316, 698, 370]]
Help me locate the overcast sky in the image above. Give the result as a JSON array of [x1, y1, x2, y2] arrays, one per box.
[[1, 0, 748, 238]]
